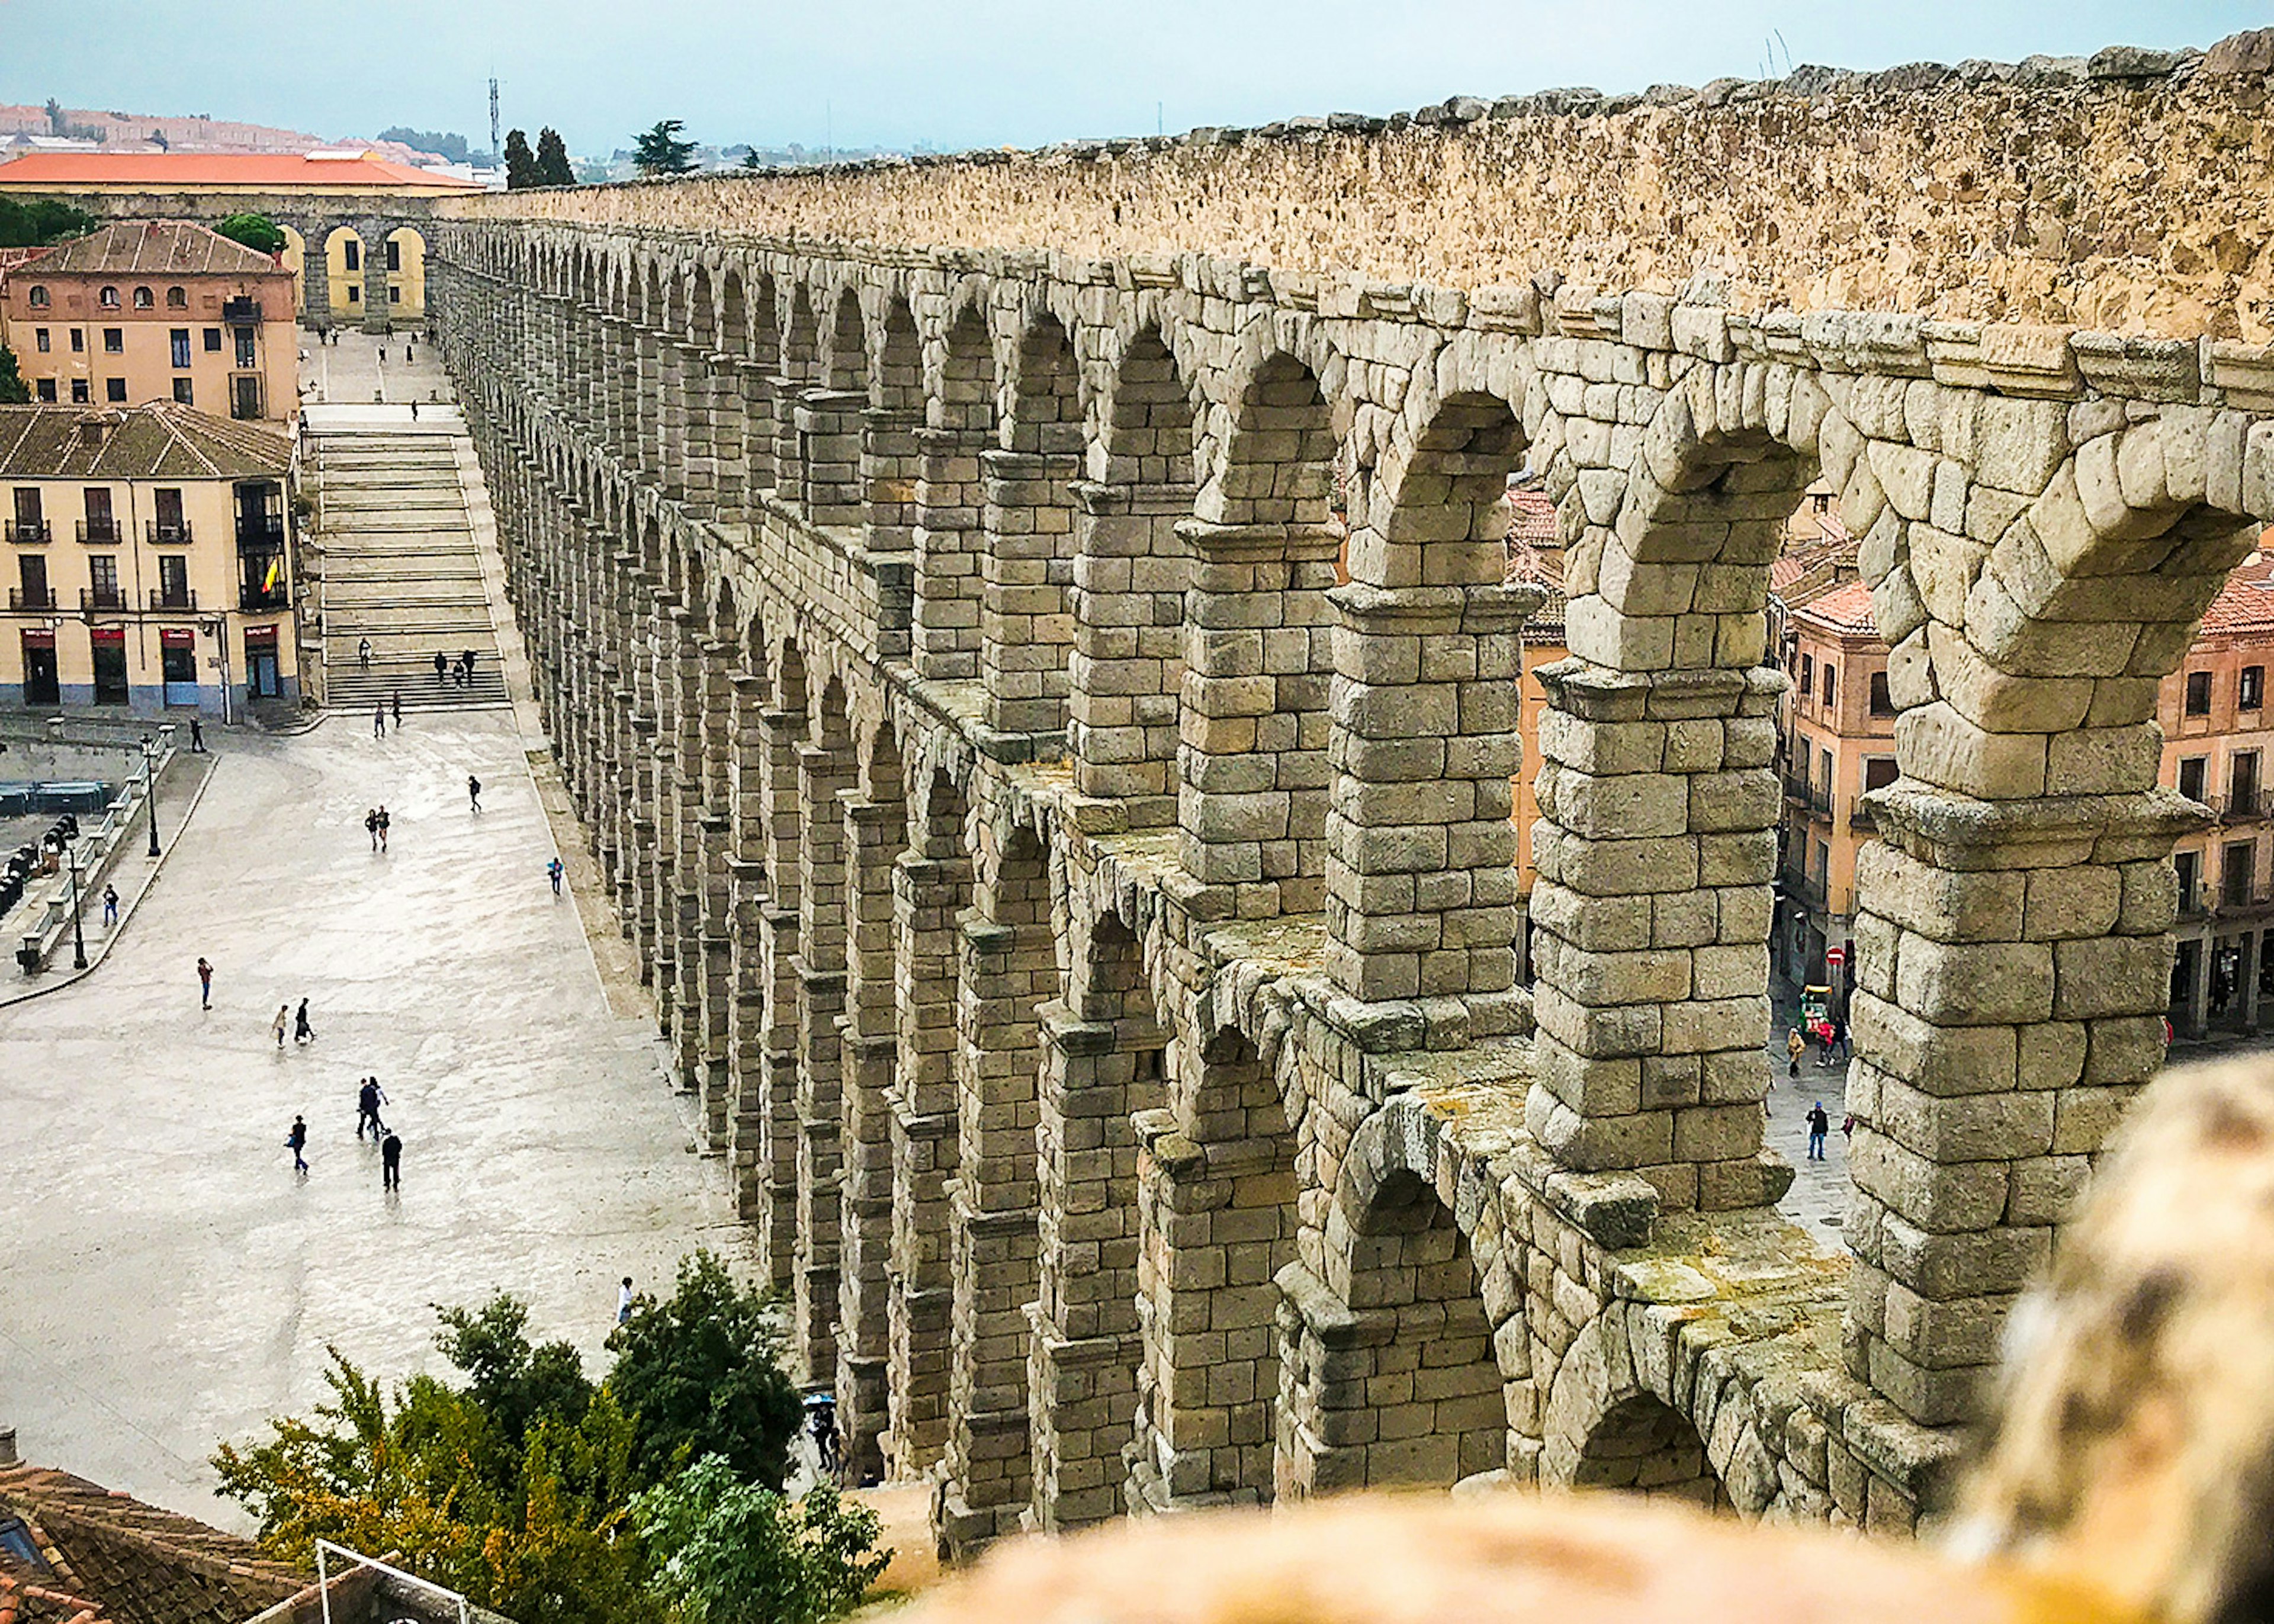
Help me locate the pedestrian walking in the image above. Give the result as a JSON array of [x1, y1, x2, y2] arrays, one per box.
[[390, 691, 403, 731], [433, 650, 448, 684], [460, 649, 477, 687], [358, 636, 372, 670], [618, 1276, 635, 1325], [468, 774, 482, 813], [101, 883, 117, 928], [197, 955, 213, 1009], [547, 856, 564, 896], [293, 997, 316, 1045], [273, 1004, 289, 1048], [381, 1128, 402, 1192], [377, 806, 391, 852], [1805, 1101, 1831, 1162], [1830, 1013, 1851, 1061], [374, 702, 386, 739], [1785, 1027, 1804, 1079], [409, 401, 419, 422], [357, 1076, 388, 1140], [188, 716, 205, 752], [286, 1113, 309, 1175], [365, 807, 380, 850]]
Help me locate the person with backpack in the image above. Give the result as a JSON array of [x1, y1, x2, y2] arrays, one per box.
[[1805, 1101, 1831, 1162], [547, 856, 564, 895], [468, 774, 482, 813], [285, 1114, 309, 1175]]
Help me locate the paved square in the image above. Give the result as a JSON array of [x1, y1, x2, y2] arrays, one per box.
[[0, 708, 749, 1528]]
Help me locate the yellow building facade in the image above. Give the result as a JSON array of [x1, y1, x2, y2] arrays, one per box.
[[0, 403, 300, 716]]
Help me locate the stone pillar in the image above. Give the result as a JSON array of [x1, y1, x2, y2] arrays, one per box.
[[657, 337, 690, 500], [1520, 660, 1790, 1210], [838, 793, 905, 1487], [742, 362, 778, 495], [696, 639, 736, 1130], [602, 316, 631, 462], [913, 427, 988, 683], [756, 704, 807, 1292], [725, 674, 771, 1220], [302, 223, 332, 330], [794, 736, 853, 1381], [798, 389, 867, 528], [769, 373, 807, 511], [862, 407, 921, 554], [888, 840, 968, 1475], [1845, 787, 2200, 1426], [1175, 519, 1341, 915], [937, 833, 1054, 1557], [1128, 1102, 1295, 1512], [711, 353, 749, 523], [981, 449, 1081, 740], [680, 345, 718, 517], [666, 608, 706, 1083], [1068, 481, 1192, 831], [634, 325, 663, 481], [360, 231, 389, 333]]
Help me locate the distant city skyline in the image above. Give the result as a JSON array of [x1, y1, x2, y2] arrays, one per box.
[[0, 1, 2259, 160]]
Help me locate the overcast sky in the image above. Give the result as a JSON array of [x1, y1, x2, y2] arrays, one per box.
[[0, 1, 2258, 158]]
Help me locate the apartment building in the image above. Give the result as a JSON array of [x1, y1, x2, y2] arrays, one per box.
[[0, 221, 297, 422], [0, 402, 298, 715]]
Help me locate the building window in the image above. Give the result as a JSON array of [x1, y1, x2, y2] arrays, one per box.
[[27, 285, 47, 308], [203, 327, 222, 352], [1821, 664, 1836, 707], [171, 329, 191, 368], [33, 328, 48, 353], [387, 240, 402, 271], [1863, 756, 1899, 794], [2235, 750, 2262, 816], [2176, 848, 2201, 912], [98, 286, 119, 309], [172, 378, 194, 404], [390, 285, 403, 304], [154, 488, 186, 541], [1799, 653, 1814, 700], [88, 554, 118, 601], [347, 285, 361, 304], [2226, 842, 2256, 906], [133, 286, 153, 310], [68, 329, 83, 353], [2180, 755, 2209, 802], [104, 378, 126, 403], [2187, 670, 2214, 715], [234, 329, 256, 369], [343, 240, 361, 272], [1868, 670, 1894, 717], [2246, 666, 2266, 711], [166, 285, 188, 309], [69, 379, 88, 404], [34, 380, 54, 403], [102, 328, 123, 354]]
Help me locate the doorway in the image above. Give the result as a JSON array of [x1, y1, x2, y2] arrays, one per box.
[[91, 627, 127, 706], [245, 625, 281, 699], [20, 631, 57, 706], [160, 629, 198, 708]]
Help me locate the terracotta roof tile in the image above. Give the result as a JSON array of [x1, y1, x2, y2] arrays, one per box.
[[0, 153, 478, 193], [1790, 580, 1878, 638], [11, 223, 278, 278], [0, 405, 289, 481]]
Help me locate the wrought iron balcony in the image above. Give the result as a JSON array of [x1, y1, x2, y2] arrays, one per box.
[[80, 586, 125, 613], [239, 583, 289, 611], [7, 586, 55, 610], [5, 520, 51, 545], [236, 515, 287, 547], [76, 518, 120, 544], [145, 520, 194, 546], [147, 587, 197, 612]]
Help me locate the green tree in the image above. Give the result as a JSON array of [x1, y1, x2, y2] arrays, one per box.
[[631, 120, 698, 176], [738, 149, 765, 171], [504, 129, 541, 191], [214, 1300, 659, 1624], [631, 1456, 888, 1624], [214, 213, 285, 255], [0, 344, 29, 406], [0, 196, 96, 249], [535, 128, 575, 188], [605, 1250, 802, 1491]]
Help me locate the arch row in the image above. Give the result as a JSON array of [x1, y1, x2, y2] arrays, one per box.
[[429, 214, 2274, 1558]]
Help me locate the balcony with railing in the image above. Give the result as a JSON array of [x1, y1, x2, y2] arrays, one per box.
[[147, 587, 197, 613], [80, 586, 125, 613], [145, 519, 194, 546], [239, 581, 290, 611], [236, 514, 287, 548], [1782, 772, 1832, 820], [1780, 863, 1828, 911], [5, 520, 52, 545], [7, 586, 55, 611], [76, 517, 120, 544]]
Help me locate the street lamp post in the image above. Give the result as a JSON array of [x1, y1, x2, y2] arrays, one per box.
[[143, 736, 161, 858], [66, 845, 86, 970]]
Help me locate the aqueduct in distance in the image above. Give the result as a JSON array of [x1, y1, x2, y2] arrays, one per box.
[[423, 36, 2274, 1554]]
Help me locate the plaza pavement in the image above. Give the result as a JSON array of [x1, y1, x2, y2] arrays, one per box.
[[0, 467, 747, 1533]]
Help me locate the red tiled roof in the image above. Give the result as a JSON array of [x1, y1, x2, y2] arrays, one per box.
[[2197, 549, 2274, 636], [0, 152, 478, 192], [12, 222, 278, 277], [1790, 579, 1877, 638]]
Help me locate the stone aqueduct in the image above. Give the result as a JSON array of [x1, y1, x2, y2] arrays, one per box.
[[417, 50, 2274, 1555]]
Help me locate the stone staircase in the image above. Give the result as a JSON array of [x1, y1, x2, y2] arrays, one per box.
[[305, 419, 507, 713]]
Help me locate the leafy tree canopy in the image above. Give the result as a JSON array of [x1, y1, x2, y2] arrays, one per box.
[[214, 213, 286, 256], [632, 120, 698, 176], [535, 128, 576, 188], [606, 1250, 803, 1491], [0, 196, 95, 250], [632, 1456, 888, 1624], [504, 129, 541, 191], [378, 127, 475, 165], [0, 345, 28, 406]]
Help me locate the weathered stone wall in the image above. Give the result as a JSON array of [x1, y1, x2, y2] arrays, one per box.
[[425, 55, 2274, 1555], [441, 35, 2274, 339]]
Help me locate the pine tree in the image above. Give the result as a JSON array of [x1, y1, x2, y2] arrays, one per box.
[[534, 127, 575, 188], [739, 148, 765, 171], [0, 343, 28, 406], [631, 120, 698, 176], [503, 129, 540, 191]]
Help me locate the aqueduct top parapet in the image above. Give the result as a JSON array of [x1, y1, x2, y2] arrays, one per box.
[[441, 30, 2274, 339]]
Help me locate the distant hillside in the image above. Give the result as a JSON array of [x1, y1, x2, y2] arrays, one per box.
[[0, 104, 452, 166]]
